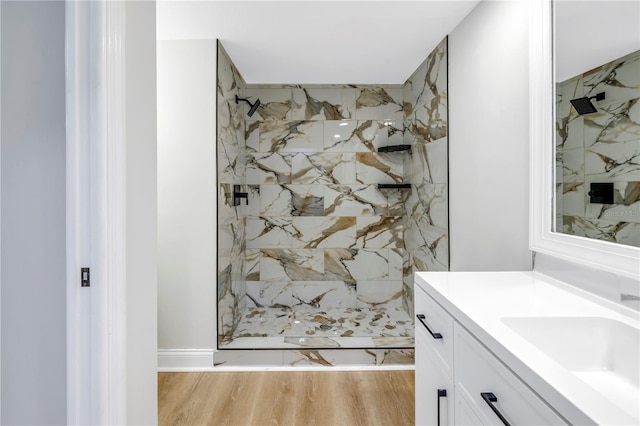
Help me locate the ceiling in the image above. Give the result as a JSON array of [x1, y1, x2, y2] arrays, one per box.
[[156, 1, 480, 84]]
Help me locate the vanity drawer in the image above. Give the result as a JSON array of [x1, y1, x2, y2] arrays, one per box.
[[414, 284, 454, 374], [454, 323, 567, 426]]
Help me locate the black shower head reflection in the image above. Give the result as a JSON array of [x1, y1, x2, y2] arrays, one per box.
[[570, 92, 605, 115]]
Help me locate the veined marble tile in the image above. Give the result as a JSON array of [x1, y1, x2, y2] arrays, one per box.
[[246, 216, 294, 248], [377, 349, 415, 365], [556, 113, 584, 151], [405, 223, 449, 271], [585, 141, 640, 181], [325, 248, 391, 283], [355, 87, 404, 121], [292, 281, 357, 309], [259, 184, 292, 216], [287, 184, 325, 216], [292, 88, 356, 120], [246, 185, 261, 216], [561, 148, 585, 183], [284, 349, 377, 367], [372, 336, 414, 348], [324, 120, 399, 152], [384, 188, 405, 217], [233, 307, 294, 338], [562, 182, 585, 216], [405, 38, 447, 112], [404, 183, 448, 230], [356, 216, 403, 249], [583, 52, 640, 105], [218, 338, 286, 350], [246, 152, 291, 184], [214, 349, 284, 366], [557, 76, 584, 119], [402, 280, 414, 318], [246, 280, 292, 308], [355, 152, 404, 184], [389, 248, 403, 280], [259, 120, 324, 153], [356, 281, 403, 309], [260, 249, 325, 281], [584, 98, 640, 147], [245, 249, 261, 281], [245, 120, 260, 152], [324, 185, 387, 216], [245, 88, 292, 121], [563, 215, 640, 248], [414, 104, 447, 142], [586, 181, 640, 224], [283, 336, 375, 349], [410, 137, 448, 185], [292, 216, 356, 249], [290, 152, 356, 184]]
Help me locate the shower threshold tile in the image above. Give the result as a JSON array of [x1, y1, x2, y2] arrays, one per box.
[[224, 306, 414, 349]]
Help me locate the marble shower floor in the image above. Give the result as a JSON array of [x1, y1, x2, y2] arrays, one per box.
[[219, 306, 415, 349]]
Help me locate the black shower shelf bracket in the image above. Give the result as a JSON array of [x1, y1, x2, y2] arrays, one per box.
[[377, 144, 412, 153], [377, 183, 411, 189]]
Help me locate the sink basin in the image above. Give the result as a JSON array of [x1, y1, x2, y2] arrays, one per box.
[[501, 316, 640, 420]]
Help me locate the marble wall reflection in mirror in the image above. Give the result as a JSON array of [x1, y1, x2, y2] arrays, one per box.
[[553, 1, 640, 248]]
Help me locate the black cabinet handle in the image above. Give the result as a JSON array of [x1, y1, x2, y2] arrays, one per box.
[[437, 389, 447, 426], [481, 392, 511, 426], [416, 314, 443, 339]]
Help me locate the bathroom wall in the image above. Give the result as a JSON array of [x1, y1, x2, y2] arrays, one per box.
[[402, 37, 449, 315], [242, 84, 407, 312], [555, 50, 640, 248], [1, 1, 67, 422], [217, 43, 248, 345], [158, 40, 217, 351], [448, 0, 532, 271]]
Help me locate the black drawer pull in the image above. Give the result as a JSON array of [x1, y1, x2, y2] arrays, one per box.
[[481, 392, 511, 426], [437, 389, 447, 426], [416, 314, 443, 339]]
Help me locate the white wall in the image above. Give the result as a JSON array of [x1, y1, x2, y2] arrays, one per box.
[[448, 0, 532, 271], [0, 1, 67, 423], [125, 1, 158, 424], [157, 41, 217, 353], [554, 1, 640, 82]]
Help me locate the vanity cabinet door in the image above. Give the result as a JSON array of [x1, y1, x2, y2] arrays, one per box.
[[414, 284, 454, 374], [416, 332, 454, 426], [454, 323, 568, 426]]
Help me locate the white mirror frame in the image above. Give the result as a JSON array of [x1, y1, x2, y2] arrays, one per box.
[[529, 0, 640, 280]]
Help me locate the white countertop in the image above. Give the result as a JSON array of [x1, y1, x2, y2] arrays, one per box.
[[415, 271, 640, 426]]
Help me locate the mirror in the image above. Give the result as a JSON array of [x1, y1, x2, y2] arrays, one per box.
[[529, 0, 640, 279], [553, 0, 640, 249]]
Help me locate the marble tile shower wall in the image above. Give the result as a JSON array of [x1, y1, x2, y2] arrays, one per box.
[[243, 84, 409, 313], [556, 50, 640, 248], [217, 43, 248, 345], [401, 37, 449, 316]]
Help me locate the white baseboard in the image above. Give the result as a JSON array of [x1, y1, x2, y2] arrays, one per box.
[[158, 349, 216, 372], [158, 348, 415, 372]]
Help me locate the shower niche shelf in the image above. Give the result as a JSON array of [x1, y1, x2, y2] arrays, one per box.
[[378, 183, 411, 189], [377, 144, 412, 153]]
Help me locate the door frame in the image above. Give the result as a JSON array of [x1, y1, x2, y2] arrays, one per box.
[[65, 1, 127, 423]]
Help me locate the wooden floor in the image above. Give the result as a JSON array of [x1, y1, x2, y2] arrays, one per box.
[[158, 370, 415, 426]]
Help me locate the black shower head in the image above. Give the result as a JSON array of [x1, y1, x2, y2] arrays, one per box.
[[570, 92, 605, 115], [235, 95, 261, 118]]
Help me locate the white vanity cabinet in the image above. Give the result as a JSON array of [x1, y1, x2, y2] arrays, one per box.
[[415, 282, 455, 426], [454, 323, 566, 425], [415, 279, 568, 426]]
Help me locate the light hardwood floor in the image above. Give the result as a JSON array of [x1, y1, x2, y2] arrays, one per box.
[[158, 370, 415, 426]]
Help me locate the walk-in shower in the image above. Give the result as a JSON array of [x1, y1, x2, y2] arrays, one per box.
[[216, 40, 449, 359]]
